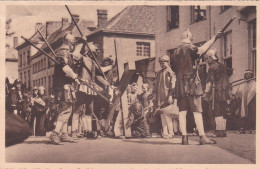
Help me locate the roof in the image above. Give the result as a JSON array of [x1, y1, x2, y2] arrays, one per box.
[[88, 5, 155, 37], [32, 19, 95, 60], [15, 23, 46, 50]]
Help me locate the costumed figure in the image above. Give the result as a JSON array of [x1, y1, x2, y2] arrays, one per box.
[[127, 83, 138, 106], [171, 28, 223, 145], [33, 86, 49, 136], [235, 70, 256, 134], [126, 102, 150, 138], [154, 55, 178, 139], [70, 39, 111, 139], [94, 56, 115, 137], [49, 31, 80, 144], [203, 49, 232, 137]]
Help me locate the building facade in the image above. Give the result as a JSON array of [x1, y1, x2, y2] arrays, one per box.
[[155, 6, 256, 82], [87, 6, 156, 84], [16, 16, 94, 95]]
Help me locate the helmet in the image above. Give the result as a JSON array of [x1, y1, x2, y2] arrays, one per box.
[[159, 55, 170, 62], [205, 49, 218, 61], [33, 86, 38, 91], [181, 28, 193, 43], [63, 31, 77, 45]]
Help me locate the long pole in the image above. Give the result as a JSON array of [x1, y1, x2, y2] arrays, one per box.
[[21, 36, 60, 65], [65, 5, 107, 80], [21, 36, 111, 104], [37, 29, 57, 57], [231, 77, 256, 88]]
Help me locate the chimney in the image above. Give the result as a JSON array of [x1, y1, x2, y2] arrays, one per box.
[[97, 9, 107, 28], [13, 36, 18, 48], [71, 14, 80, 24], [62, 18, 69, 29], [35, 22, 43, 33], [46, 21, 62, 38]]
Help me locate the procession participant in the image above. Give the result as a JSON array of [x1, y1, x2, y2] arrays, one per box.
[[126, 101, 150, 138], [236, 70, 256, 134], [154, 55, 176, 139], [204, 49, 231, 137], [127, 83, 138, 106], [171, 28, 223, 145], [49, 31, 80, 144], [34, 86, 49, 136], [93, 56, 115, 137], [138, 83, 151, 109], [70, 39, 111, 139], [29, 87, 38, 133]]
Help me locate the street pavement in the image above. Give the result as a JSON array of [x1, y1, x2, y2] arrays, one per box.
[[5, 133, 253, 164]]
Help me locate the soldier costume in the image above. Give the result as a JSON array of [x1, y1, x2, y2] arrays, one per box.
[[50, 32, 80, 144], [204, 49, 231, 137], [71, 41, 110, 139], [171, 29, 223, 145]]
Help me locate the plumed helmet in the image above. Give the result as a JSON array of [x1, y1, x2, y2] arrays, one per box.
[[159, 55, 170, 62], [181, 28, 193, 43], [63, 31, 76, 45], [205, 49, 218, 61]]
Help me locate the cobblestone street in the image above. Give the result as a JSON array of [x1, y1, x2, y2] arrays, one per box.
[[5, 131, 255, 164]]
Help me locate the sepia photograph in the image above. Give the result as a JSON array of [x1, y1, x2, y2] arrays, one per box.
[[3, 1, 257, 166]]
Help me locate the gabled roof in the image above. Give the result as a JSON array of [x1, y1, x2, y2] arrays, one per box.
[[88, 5, 155, 37], [32, 19, 95, 60], [15, 23, 46, 50]]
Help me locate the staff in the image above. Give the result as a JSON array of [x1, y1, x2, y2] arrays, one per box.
[[65, 5, 107, 80], [21, 36, 111, 104]]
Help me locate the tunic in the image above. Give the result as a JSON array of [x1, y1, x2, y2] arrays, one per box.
[[154, 67, 176, 107], [171, 44, 203, 97], [206, 61, 231, 117]]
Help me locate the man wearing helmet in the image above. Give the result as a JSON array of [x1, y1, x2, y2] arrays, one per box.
[[70, 39, 111, 139], [171, 29, 223, 145], [204, 49, 232, 137], [50, 31, 80, 144]]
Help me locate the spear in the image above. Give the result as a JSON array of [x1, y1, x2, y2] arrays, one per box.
[[65, 5, 107, 80]]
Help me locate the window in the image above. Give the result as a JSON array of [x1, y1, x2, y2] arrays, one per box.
[[23, 52, 26, 67], [19, 54, 22, 68], [27, 50, 30, 64], [136, 42, 150, 57], [24, 72, 27, 88], [20, 73, 23, 82], [44, 58, 46, 70], [28, 70, 31, 89], [223, 31, 232, 69], [191, 6, 206, 23], [249, 19, 256, 76], [48, 59, 51, 68], [220, 6, 231, 13], [167, 6, 179, 31]]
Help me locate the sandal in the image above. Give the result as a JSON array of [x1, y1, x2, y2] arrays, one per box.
[[200, 136, 216, 145]]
